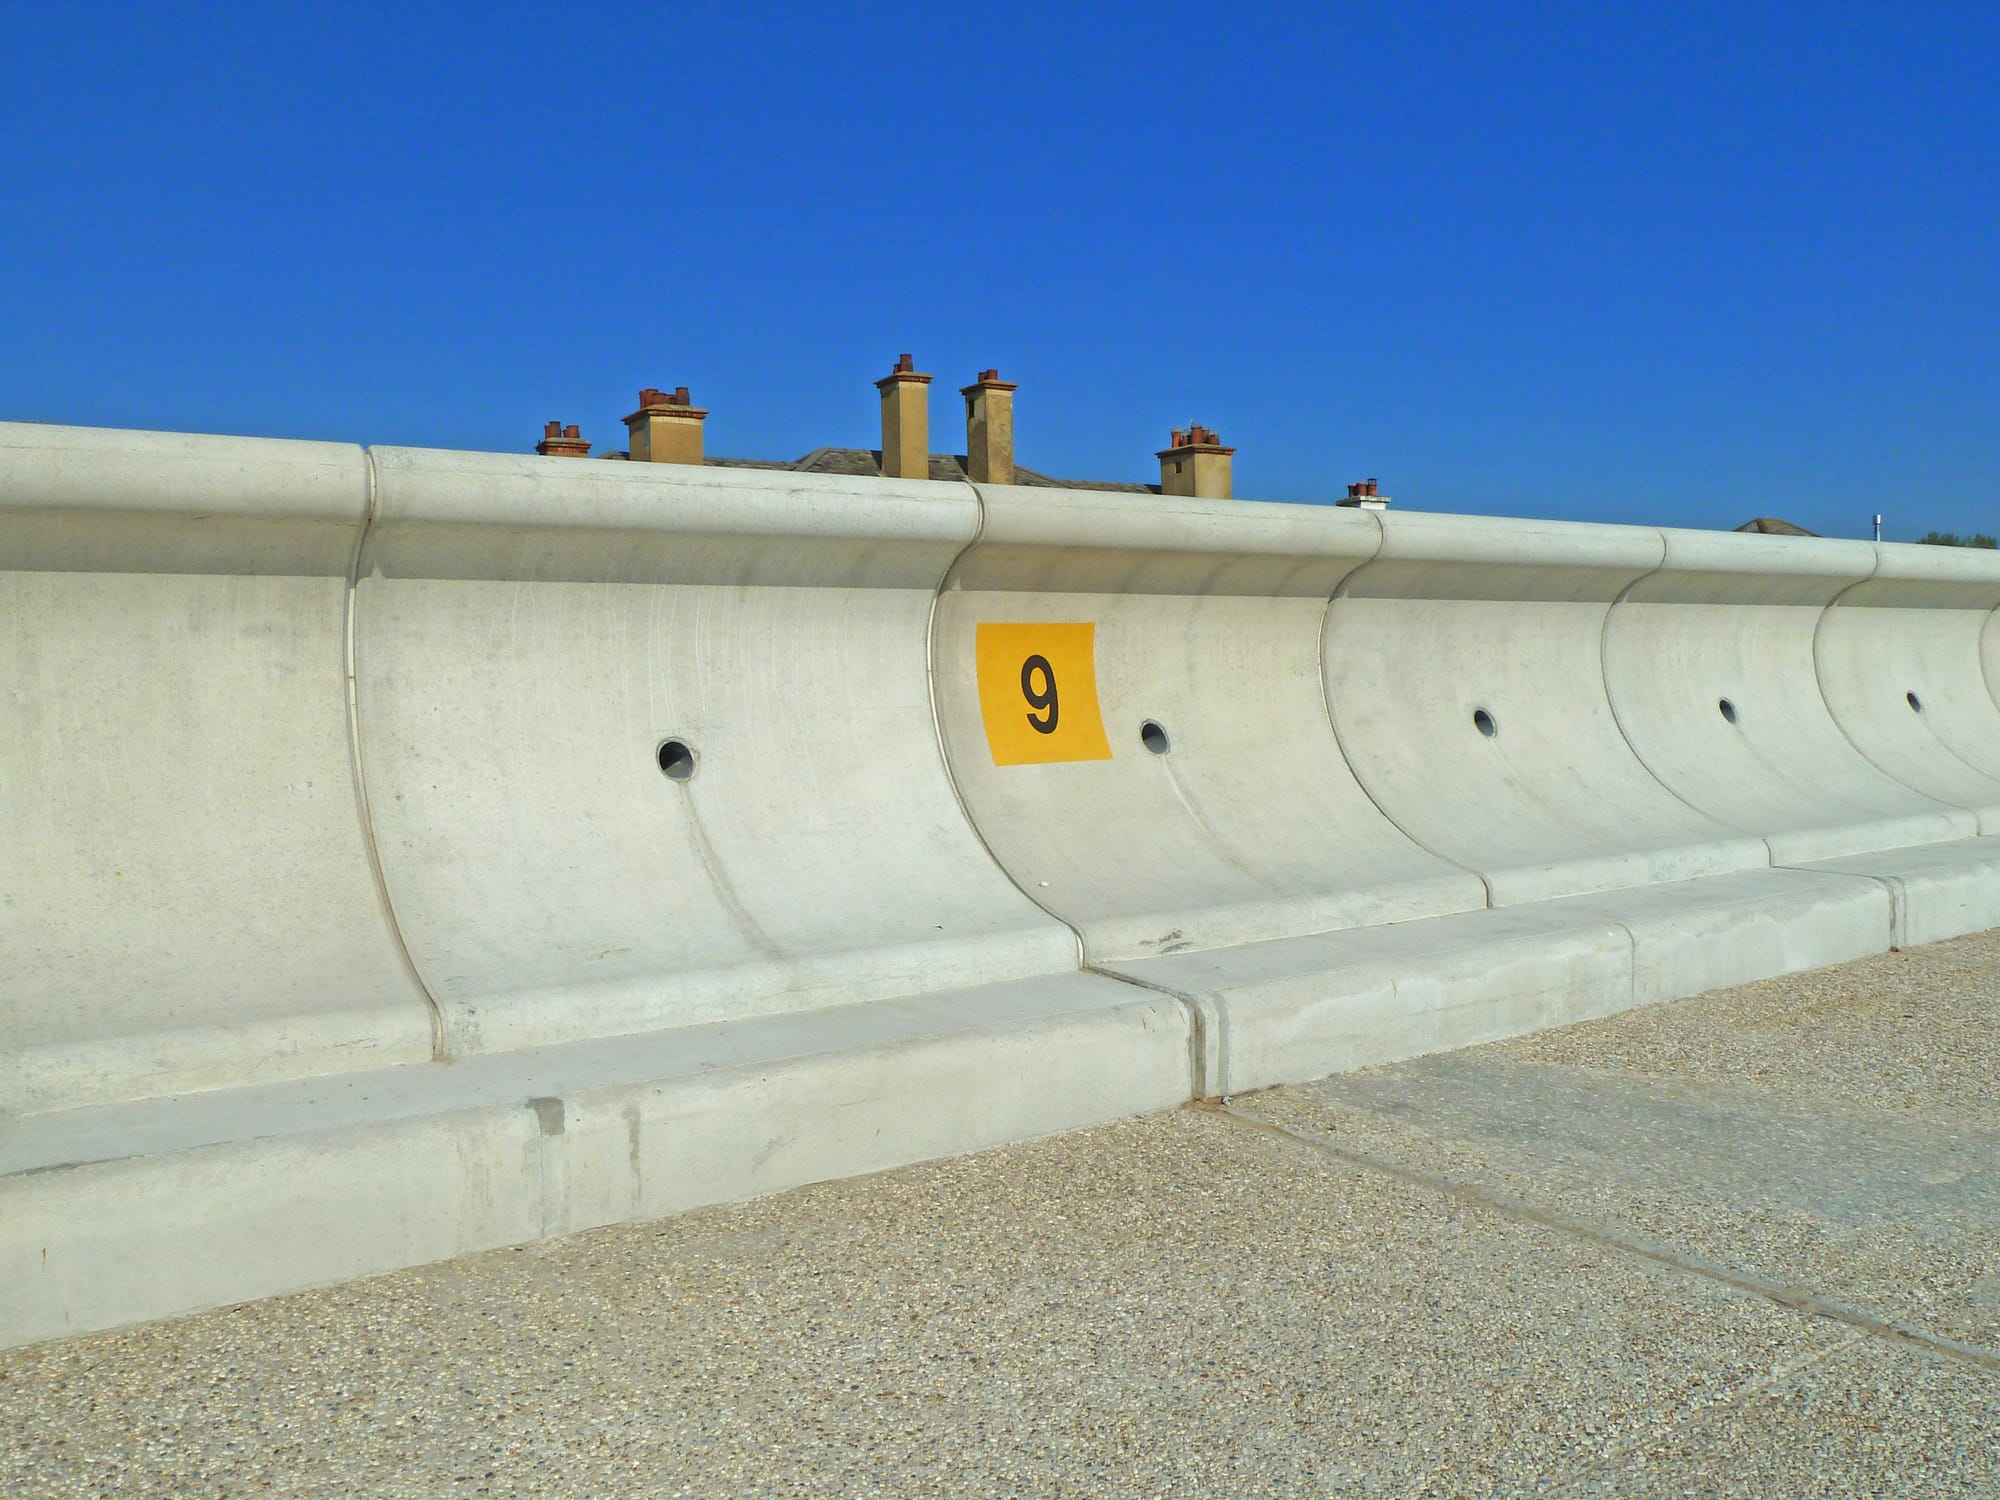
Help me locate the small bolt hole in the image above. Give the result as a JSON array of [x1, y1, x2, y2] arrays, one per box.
[[1907, 691, 1923, 713], [1718, 698, 1738, 724], [1473, 708, 1497, 738], [1140, 720, 1171, 755], [656, 739, 697, 781]]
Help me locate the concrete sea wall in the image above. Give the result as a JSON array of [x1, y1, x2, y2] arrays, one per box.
[[7, 420, 2000, 1345]]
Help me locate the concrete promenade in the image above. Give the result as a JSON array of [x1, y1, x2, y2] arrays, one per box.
[[4, 932, 1996, 1497]]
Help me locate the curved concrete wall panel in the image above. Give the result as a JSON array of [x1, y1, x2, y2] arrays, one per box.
[[353, 451, 1076, 1056], [0, 423, 434, 1114], [930, 486, 1485, 961], [1814, 545, 2000, 828], [1322, 511, 1767, 904], [1981, 609, 2000, 714], [1604, 528, 1973, 863]]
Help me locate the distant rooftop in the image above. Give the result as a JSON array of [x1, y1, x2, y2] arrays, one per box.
[[542, 360, 1244, 499], [655, 447, 1159, 494], [1734, 516, 1819, 537]]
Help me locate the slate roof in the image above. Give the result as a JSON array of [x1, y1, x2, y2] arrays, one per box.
[[604, 446, 1157, 493], [1734, 516, 1819, 536]]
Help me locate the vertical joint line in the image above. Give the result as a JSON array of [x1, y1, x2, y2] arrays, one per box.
[[921, 484, 1210, 1104], [345, 449, 448, 1060], [1319, 513, 1495, 907], [1597, 535, 1737, 842], [925, 480, 1089, 966]]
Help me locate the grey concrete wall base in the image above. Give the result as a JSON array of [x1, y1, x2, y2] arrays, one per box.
[[1, 978, 1189, 1350], [1552, 868, 1894, 1005], [0, 866, 1949, 1350], [1101, 869, 1898, 1099], [1792, 837, 2000, 947], [1107, 905, 1634, 1098]]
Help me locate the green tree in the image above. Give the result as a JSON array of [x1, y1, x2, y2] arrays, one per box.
[[1918, 531, 1998, 548]]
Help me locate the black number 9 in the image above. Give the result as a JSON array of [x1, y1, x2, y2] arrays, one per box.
[[1021, 654, 1059, 734]]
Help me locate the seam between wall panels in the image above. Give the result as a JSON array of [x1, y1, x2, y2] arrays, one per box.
[[345, 449, 447, 1061], [1972, 587, 2000, 748], [1812, 558, 1996, 805], [1771, 861, 1908, 947], [1085, 963, 1219, 1102], [1981, 597, 2000, 719], [1316, 508, 1496, 907], [923, 481, 1086, 963], [922, 481, 1213, 1103], [1595, 532, 1772, 859], [1599, 919, 1643, 1017]]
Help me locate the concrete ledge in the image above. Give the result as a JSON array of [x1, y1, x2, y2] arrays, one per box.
[[1551, 867, 1893, 1005], [1108, 904, 1634, 1097], [1793, 836, 2000, 946], [0, 975, 1189, 1350], [1108, 868, 1899, 1098], [0, 868, 1976, 1348]]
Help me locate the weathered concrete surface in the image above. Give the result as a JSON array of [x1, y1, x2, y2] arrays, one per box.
[[0, 424, 435, 1116], [0, 978, 1191, 1349], [1815, 542, 2000, 830], [1605, 527, 1974, 864], [13, 421, 2000, 1351], [354, 448, 1080, 1056], [930, 487, 1485, 958], [1323, 511, 1767, 905], [5, 932, 1993, 1498]]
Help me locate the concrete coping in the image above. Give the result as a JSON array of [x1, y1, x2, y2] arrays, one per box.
[[1628, 527, 1882, 608], [362, 446, 980, 589], [1840, 540, 2000, 610], [1340, 508, 1666, 604], [955, 483, 1381, 599], [0, 421, 371, 576]]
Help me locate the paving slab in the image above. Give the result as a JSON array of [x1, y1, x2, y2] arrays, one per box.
[[1240, 930, 2000, 1353], [4, 931, 1998, 1497], [1568, 1339, 2000, 1498]]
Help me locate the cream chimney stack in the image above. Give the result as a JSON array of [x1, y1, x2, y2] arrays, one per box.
[[623, 386, 707, 465], [1157, 424, 1235, 499], [960, 369, 1018, 485], [876, 354, 932, 480]]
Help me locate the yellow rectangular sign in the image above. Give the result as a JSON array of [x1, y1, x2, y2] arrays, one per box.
[[975, 622, 1113, 766]]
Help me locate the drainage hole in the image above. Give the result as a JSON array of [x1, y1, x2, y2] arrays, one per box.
[[1140, 720, 1172, 755], [1907, 691, 1924, 713], [1473, 708, 1497, 738], [656, 738, 697, 780], [1718, 698, 1739, 724]]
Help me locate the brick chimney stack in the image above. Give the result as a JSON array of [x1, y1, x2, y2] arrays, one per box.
[[623, 385, 708, 465], [1157, 423, 1235, 499], [960, 368, 1018, 485], [534, 421, 590, 458], [876, 353, 933, 480], [1337, 478, 1390, 510]]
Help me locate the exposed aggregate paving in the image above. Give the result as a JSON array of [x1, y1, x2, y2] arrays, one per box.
[[4, 932, 1997, 1497]]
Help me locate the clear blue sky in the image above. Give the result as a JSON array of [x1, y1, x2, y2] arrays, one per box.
[[4, 2, 1994, 538]]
